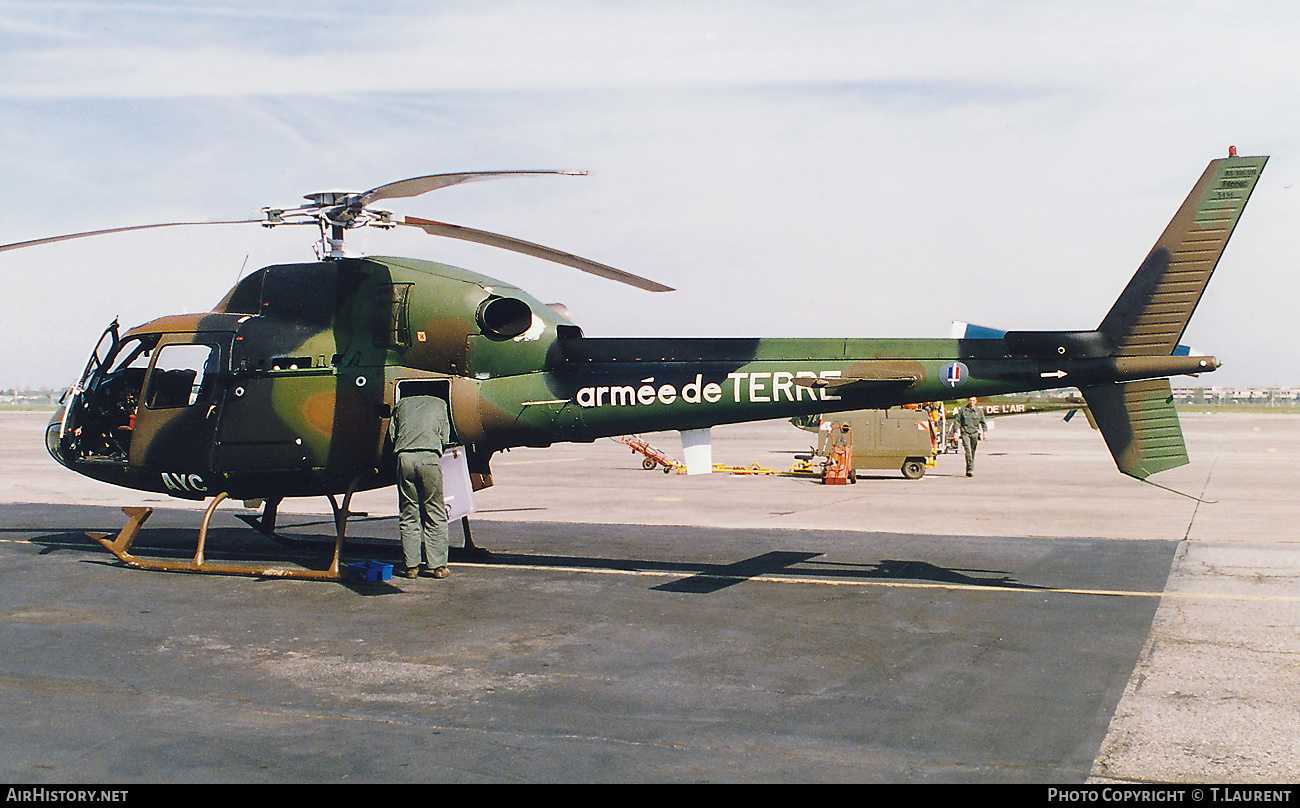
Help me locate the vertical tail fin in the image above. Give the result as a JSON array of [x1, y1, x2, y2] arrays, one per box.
[[1084, 153, 1264, 495], [1098, 154, 1267, 356]]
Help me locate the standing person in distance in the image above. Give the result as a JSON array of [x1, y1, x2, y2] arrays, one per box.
[[956, 397, 987, 478]]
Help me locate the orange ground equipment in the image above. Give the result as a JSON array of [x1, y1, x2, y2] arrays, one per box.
[[822, 424, 855, 485], [614, 435, 682, 473]]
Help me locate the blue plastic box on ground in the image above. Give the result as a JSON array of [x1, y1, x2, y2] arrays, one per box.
[[344, 560, 393, 582]]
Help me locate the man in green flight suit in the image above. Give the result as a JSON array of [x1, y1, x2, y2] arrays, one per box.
[[956, 397, 987, 478], [389, 394, 452, 579]]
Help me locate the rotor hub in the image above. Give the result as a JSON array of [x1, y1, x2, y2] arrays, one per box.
[[304, 190, 359, 207]]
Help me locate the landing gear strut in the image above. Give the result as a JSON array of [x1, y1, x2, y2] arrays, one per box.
[[88, 483, 363, 581]]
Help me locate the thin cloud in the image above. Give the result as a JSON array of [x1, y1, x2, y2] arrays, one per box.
[[1, 2, 1297, 388]]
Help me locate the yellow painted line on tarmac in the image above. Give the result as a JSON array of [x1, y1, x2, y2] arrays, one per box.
[[449, 561, 1300, 602]]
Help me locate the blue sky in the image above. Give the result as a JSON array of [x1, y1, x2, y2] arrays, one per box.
[[2, 0, 1298, 388]]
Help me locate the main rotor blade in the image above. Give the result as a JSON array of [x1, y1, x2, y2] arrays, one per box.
[[359, 170, 588, 208], [0, 219, 269, 254], [399, 215, 674, 293]]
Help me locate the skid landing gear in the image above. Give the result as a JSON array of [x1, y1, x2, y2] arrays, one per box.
[[88, 485, 363, 581]]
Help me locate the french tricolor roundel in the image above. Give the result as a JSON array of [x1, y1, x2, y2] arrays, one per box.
[[941, 361, 968, 388]]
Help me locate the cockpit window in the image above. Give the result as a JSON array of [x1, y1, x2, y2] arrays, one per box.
[[78, 321, 119, 389], [64, 331, 159, 462], [105, 336, 157, 376], [80, 332, 157, 406], [145, 344, 219, 409]]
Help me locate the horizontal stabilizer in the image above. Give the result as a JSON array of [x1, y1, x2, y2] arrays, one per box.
[[1080, 379, 1188, 480]]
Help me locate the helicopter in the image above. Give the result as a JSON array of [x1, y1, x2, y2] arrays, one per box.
[[1, 153, 1266, 580]]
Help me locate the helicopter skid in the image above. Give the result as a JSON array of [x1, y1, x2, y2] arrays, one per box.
[[88, 493, 348, 581]]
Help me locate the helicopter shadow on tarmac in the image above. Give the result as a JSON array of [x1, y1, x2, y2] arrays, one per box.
[[251, 516, 1053, 595]]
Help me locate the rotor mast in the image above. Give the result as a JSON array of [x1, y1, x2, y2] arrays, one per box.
[[263, 190, 397, 260]]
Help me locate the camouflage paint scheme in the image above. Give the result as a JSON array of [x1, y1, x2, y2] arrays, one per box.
[[46, 154, 1265, 501]]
